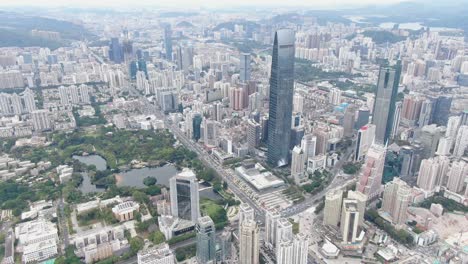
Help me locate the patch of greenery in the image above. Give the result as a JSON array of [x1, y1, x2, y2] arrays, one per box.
[[143, 176, 157, 186], [201, 199, 228, 230], [419, 193, 468, 212], [55, 246, 81, 264], [295, 58, 355, 82], [175, 244, 196, 262], [362, 30, 406, 44], [149, 230, 166, 245], [342, 162, 361, 175], [302, 170, 331, 195], [221, 38, 268, 54], [73, 105, 107, 127], [167, 232, 196, 245], [0, 180, 60, 216], [77, 207, 118, 226], [365, 209, 413, 246]]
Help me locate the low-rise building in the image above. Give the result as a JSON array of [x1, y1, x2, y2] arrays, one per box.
[[112, 201, 140, 222], [234, 162, 285, 191], [137, 243, 175, 264]]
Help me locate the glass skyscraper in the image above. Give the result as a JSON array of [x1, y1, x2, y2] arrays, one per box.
[[164, 24, 173, 61], [109, 37, 123, 64], [372, 61, 402, 145], [240, 53, 251, 83], [169, 169, 200, 222], [196, 216, 216, 264], [267, 29, 296, 166]]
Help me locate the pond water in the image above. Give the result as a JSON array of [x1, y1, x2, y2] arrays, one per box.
[[72, 154, 221, 200], [72, 155, 107, 171], [115, 165, 178, 188]]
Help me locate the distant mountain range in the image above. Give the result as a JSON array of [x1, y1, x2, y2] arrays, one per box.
[[0, 11, 96, 49]]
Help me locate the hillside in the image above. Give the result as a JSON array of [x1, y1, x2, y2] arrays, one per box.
[[0, 11, 96, 49]]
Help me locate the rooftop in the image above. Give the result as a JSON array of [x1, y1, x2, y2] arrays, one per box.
[[235, 163, 285, 191]]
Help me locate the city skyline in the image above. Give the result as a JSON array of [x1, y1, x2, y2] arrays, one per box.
[[0, 2, 467, 264]]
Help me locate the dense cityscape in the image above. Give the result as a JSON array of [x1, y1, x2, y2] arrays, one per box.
[[0, 1, 467, 264]]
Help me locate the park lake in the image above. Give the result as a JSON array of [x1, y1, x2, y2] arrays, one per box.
[[72, 154, 221, 200]]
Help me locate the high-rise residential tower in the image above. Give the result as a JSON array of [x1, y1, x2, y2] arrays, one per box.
[[356, 143, 386, 200], [381, 178, 411, 227], [265, 209, 280, 250], [323, 188, 343, 227], [239, 220, 259, 264], [267, 29, 296, 167]]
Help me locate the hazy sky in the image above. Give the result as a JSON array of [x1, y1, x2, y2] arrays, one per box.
[[0, 0, 412, 8]]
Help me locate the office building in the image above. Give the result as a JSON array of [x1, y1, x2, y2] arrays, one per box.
[[381, 178, 411, 227], [267, 29, 295, 167], [218, 229, 233, 262], [340, 199, 360, 244], [239, 220, 259, 264], [239, 203, 254, 231], [356, 143, 386, 200], [343, 105, 356, 137], [276, 218, 293, 264], [355, 108, 370, 129], [390, 101, 402, 139], [247, 119, 261, 150], [323, 188, 343, 227], [372, 62, 402, 144], [265, 209, 280, 249], [301, 134, 316, 159], [400, 146, 417, 181], [240, 53, 251, 82], [420, 124, 445, 159], [291, 146, 307, 185], [347, 190, 367, 226], [355, 124, 376, 162], [292, 233, 309, 264], [432, 96, 452, 126], [109, 37, 123, 63], [169, 169, 200, 222], [164, 24, 172, 60], [192, 114, 202, 141], [196, 216, 216, 264], [203, 119, 218, 148]]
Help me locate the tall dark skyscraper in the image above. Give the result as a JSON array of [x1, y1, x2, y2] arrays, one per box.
[[193, 114, 202, 141], [109, 37, 123, 63], [240, 53, 251, 82], [372, 62, 402, 145], [267, 29, 295, 167], [164, 24, 173, 61], [432, 96, 452, 126]]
